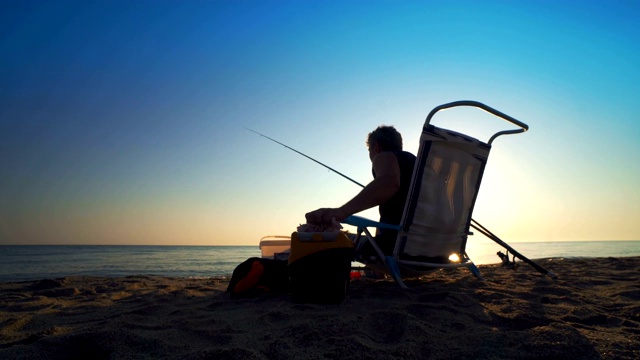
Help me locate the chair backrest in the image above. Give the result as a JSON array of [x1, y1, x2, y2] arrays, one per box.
[[395, 124, 491, 259]]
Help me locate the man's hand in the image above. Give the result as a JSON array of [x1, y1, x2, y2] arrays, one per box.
[[305, 207, 348, 225]]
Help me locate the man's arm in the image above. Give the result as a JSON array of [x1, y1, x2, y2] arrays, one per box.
[[305, 151, 401, 224]]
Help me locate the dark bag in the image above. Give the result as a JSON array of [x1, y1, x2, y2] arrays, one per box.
[[227, 257, 290, 298]]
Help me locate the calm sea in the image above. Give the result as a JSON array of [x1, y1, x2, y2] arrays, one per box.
[[1, 241, 639, 282]]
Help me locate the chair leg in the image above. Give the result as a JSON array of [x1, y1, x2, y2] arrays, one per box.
[[385, 256, 409, 289], [468, 263, 483, 280]]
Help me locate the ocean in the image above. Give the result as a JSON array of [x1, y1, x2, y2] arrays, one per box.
[[1, 241, 639, 282]]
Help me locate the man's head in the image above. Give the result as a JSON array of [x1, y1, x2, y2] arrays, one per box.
[[366, 125, 403, 153]]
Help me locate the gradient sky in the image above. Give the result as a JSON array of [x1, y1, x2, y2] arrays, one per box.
[[1, 0, 639, 245]]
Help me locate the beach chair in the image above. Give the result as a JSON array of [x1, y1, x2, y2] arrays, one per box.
[[342, 100, 530, 288]]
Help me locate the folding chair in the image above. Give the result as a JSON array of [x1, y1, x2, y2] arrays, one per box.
[[342, 100, 530, 288]]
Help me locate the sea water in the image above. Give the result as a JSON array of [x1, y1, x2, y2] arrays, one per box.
[[1, 241, 639, 282], [464, 240, 640, 266], [0, 246, 260, 282]]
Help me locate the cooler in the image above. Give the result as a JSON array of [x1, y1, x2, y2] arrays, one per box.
[[288, 231, 354, 304], [259, 236, 291, 260]]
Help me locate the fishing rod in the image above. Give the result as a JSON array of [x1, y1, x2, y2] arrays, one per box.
[[246, 127, 557, 279], [470, 219, 557, 279], [244, 128, 365, 188]]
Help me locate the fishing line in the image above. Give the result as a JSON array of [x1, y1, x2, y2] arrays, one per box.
[[244, 128, 366, 188]]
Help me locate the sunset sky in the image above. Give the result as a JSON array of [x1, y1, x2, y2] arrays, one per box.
[[1, 0, 639, 245]]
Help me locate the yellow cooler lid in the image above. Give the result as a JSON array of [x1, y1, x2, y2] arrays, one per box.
[[288, 231, 353, 264]]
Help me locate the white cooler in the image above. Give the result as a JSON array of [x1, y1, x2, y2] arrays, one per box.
[[259, 235, 291, 260]]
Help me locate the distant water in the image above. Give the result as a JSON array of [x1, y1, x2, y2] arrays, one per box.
[[1, 241, 639, 282], [465, 240, 640, 266], [0, 246, 260, 282]]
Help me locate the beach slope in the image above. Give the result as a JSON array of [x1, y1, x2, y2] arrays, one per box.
[[1, 257, 638, 359]]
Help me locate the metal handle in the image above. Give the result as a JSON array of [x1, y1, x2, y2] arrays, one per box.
[[425, 100, 529, 145]]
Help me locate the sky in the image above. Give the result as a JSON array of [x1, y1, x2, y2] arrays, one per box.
[[1, 0, 639, 246]]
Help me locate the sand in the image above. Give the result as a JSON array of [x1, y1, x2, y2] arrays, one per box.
[[1, 257, 638, 360]]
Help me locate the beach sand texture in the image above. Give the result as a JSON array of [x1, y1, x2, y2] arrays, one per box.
[[1, 257, 638, 359]]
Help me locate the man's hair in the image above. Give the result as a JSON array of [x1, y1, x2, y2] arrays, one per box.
[[366, 125, 403, 151]]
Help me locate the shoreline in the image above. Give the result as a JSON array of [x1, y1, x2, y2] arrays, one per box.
[[1, 257, 639, 359], [3, 240, 639, 282], [1, 254, 636, 284]]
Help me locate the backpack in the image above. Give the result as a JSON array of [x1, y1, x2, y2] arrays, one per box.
[[226, 257, 290, 298]]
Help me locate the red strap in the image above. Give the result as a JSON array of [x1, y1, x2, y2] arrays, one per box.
[[233, 260, 265, 293]]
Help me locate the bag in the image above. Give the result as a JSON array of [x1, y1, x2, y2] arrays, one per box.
[[288, 231, 354, 304], [226, 257, 290, 298]]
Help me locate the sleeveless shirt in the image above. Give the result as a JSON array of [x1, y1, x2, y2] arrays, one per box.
[[373, 150, 416, 254]]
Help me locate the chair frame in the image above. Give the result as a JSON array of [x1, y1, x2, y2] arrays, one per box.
[[342, 100, 530, 288]]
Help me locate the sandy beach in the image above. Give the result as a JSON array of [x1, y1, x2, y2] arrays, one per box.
[[1, 257, 638, 359]]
